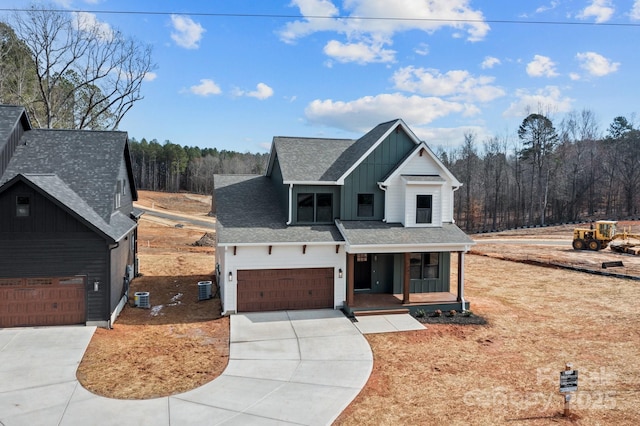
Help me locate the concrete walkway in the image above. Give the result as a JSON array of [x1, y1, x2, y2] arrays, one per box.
[[0, 309, 373, 426]]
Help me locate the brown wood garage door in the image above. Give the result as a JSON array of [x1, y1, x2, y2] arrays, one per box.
[[237, 268, 334, 312], [0, 277, 85, 327]]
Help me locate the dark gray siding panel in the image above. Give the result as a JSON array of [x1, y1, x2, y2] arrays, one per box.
[[109, 231, 135, 312], [0, 182, 110, 321], [0, 121, 24, 178], [270, 155, 288, 214], [341, 128, 415, 220]]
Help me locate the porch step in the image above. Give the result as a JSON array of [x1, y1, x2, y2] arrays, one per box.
[[355, 308, 410, 317]]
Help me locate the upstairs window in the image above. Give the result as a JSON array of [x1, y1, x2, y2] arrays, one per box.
[[416, 194, 432, 224], [357, 193, 374, 217], [297, 193, 333, 223], [16, 196, 30, 217], [409, 253, 439, 279]]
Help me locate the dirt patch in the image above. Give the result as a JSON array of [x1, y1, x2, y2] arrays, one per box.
[[76, 191, 229, 399], [335, 254, 640, 425]]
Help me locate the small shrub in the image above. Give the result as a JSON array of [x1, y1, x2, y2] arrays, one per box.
[[415, 309, 426, 318], [432, 309, 442, 317], [461, 310, 473, 317], [448, 310, 457, 317]]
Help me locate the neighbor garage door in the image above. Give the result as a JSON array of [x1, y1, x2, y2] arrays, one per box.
[[0, 277, 85, 327], [237, 268, 334, 312]]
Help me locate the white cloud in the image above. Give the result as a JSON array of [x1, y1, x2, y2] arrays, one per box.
[[143, 72, 158, 82], [577, 0, 614, 23], [503, 86, 573, 118], [323, 40, 395, 64], [576, 51, 620, 76], [189, 79, 221, 96], [72, 12, 114, 42], [526, 55, 559, 78], [170, 15, 205, 49], [392, 66, 505, 102], [481, 56, 501, 69], [569, 72, 581, 81], [304, 93, 476, 133], [418, 125, 491, 147], [414, 43, 429, 56], [234, 83, 274, 100], [535, 1, 559, 14], [279, 0, 490, 64], [632, 0, 640, 20]]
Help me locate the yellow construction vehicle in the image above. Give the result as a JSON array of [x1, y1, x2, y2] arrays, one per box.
[[572, 220, 640, 254]]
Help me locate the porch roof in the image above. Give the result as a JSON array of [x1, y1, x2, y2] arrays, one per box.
[[335, 220, 474, 253]]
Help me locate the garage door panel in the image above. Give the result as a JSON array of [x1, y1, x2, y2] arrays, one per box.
[[237, 268, 334, 312], [0, 277, 85, 327]]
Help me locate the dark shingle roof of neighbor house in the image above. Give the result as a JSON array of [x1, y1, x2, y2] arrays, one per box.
[[214, 174, 344, 245], [335, 220, 474, 248], [272, 119, 402, 183], [0, 127, 136, 242]]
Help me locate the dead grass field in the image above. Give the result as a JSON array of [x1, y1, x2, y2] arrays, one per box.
[[78, 192, 640, 424]]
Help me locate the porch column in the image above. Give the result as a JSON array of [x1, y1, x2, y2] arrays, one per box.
[[457, 251, 465, 304], [403, 253, 411, 304], [346, 253, 355, 307]]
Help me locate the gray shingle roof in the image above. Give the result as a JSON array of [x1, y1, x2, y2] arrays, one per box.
[[1, 129, 128, 221], [214, 174, 344, 245], [273, 137, 356, 182], [271, 119, 402, 183], [336, 220, 474, 248], [17, 174, 136, 241]]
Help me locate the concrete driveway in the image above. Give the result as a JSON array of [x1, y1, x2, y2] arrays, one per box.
[[0, 309, 373, 426]]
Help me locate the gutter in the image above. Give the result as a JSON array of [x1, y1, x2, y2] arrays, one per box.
[[286, 183, 293, 225], [377, 182, 387, 222]]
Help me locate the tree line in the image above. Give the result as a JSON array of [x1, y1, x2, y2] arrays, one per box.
[[441, 110, 640, 233]]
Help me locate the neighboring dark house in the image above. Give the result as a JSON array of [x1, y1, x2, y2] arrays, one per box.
[[0, 105, 141, 328], [214, 119, 474, 316]]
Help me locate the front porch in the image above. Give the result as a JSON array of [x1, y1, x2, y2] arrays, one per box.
[[343, 292, 469, 316], [343, 251, 470, 317]]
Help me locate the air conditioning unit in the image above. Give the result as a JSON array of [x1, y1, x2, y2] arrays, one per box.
[[134, 291, 150, 308], [198, 281, 212, 301]]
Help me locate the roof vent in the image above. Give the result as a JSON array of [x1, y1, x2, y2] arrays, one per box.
[[198, 281, 212, 301], [134, 291, 150, 308]]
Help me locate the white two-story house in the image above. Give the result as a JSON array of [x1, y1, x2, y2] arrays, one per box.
[[213, 119, 474, 316]]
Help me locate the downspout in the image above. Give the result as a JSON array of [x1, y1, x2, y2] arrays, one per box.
[[377, 183, 387, 222], [459, 251, 466, 312], [286, 183, 293, 225], [107, 241, 120, 329]]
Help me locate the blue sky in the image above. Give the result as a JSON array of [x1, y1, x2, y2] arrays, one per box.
[[3, 1, 640, 152]]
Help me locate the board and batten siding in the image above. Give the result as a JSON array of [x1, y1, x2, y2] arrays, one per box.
[[0, 181, 110, 322], [391, 252, 451, 294], [219, 243, 345, 314], [0, 118, 26, 178], [341, 128, 415, 221], [269, 154, 289, 215], [384, 150, 455, 225]]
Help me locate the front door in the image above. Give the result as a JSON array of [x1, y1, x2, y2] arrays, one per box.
[[354, 254, 371, 290]]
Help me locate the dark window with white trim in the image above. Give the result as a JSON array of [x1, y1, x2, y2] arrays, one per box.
[[409, 253, 439, 279], [297, 193, 333, 223], [357, 193, 374, 217], [16, 196, 30, 217], [416, 195, 432, 223]]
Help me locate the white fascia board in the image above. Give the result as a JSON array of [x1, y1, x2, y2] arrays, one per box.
[[218, 241, 345, 248], [345, 242, 475, 254], [283, 181, 341, 186]]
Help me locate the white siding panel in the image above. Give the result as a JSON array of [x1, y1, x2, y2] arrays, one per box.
[[384, 177, 405, 224], [218, 244, 345, 314], [404, 185, 442, 227]]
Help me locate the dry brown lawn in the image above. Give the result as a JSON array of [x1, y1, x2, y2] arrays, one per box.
[[78, 192, 640, 424]]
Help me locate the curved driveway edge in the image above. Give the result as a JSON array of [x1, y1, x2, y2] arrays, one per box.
[[0, 309, 372, 426]]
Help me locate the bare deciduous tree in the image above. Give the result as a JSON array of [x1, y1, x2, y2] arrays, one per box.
[[13, 5, 155, 130]]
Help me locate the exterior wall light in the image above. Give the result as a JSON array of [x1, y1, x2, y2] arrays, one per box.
[[93, 281, 100, 292], [338, 268, 343, 279], [228, 271, 233, 282]]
